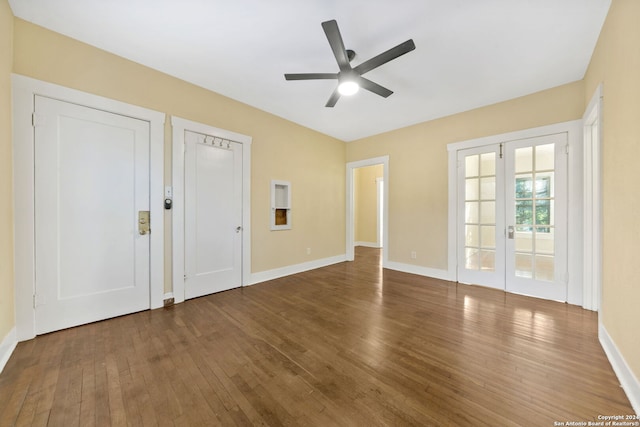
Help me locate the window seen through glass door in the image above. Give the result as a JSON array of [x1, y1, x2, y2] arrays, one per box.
[[513, 143, 555, 281]]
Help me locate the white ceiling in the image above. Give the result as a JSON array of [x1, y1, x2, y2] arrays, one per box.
[[9, 0, 611, 142]]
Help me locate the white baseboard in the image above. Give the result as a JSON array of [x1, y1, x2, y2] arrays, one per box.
[[599, 322, 640, 415], [385, 260, 453, 282], [355, 241, 380, 248], [249, 254, 347, 286], [0, 327, 17, 374]]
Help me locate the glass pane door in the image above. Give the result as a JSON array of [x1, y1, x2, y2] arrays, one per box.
[[505, 133, 568, 301], [457, 144, 505, 289]]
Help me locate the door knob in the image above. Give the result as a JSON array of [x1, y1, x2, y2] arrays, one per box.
[[236, 226, 242, 233], [507, 225, 514, 239]]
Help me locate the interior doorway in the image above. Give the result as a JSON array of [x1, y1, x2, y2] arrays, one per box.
[[353, 165, 384, 248], [346, 156, 389, 265]]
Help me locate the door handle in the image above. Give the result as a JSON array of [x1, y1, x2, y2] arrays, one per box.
[[507, 225, 514, 239], [139, 211, 150, 235], [236, 226, 242, 233]]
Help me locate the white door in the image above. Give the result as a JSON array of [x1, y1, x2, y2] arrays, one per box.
[[34, 96, 150, 335], [504, 134, 568, 300], [457, 133, 568, 301], [457, 144, 505, 289], [184, 130, 243, 299]]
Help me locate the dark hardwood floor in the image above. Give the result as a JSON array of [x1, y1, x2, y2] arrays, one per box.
[[0, 247, 634, 426]]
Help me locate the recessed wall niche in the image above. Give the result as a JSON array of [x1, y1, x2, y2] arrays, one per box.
[[271, 180, 291, 230]]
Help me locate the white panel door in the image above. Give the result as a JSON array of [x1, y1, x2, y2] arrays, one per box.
[[184, 130, 242, 299], [34, 96, 150, 335]]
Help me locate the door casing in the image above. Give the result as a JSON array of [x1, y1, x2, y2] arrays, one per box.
[[582, 85, 603, 312], [12, 74, 165, 341]]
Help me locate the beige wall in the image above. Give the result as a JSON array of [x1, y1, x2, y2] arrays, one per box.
[[354, 165, 383, 245], [584, 0, 640, 381], [11, 19, 346, 288], [0, 0, 14, 343], [6, 1, 639, 390], [346, 81, 584, 269]]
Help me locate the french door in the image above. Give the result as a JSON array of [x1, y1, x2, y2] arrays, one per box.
[[457, 133, 568, 301], [457, 144, 505, 289]]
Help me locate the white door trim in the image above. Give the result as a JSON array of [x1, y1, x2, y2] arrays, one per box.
[[447, 120, 583, 304], [171, 116, 252, 304], [582, 84, 603, 312], [376, 177, 384, 248], [346, 156, 389, 264], [12, 74, 165, 341]]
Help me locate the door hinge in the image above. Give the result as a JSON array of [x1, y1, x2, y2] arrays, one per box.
[[499, 143, 504, 159], [32, 113, 46, 127], [33, 294, 45, 308]]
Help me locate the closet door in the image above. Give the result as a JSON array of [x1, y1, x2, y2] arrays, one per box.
[[184, 130, 243, 299]]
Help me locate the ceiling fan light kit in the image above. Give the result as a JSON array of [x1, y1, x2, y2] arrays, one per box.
[[284, 19, 416, 107], [338, 80, 359, 96]]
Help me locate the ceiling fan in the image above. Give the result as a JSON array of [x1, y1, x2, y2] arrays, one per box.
[[284, 20, 416, 107]]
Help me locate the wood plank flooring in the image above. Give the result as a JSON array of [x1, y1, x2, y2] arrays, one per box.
[[0, 247, 634, 426]]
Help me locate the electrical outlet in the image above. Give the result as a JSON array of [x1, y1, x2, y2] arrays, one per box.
[[411, 251, 417, 259]]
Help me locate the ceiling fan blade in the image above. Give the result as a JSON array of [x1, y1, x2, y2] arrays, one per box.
[[285, 73, 338, 80], [358, 76, 393, 98], [325, 87, 341, 107], [322, 20, 351, 72], [354, 39, 416, 75]]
